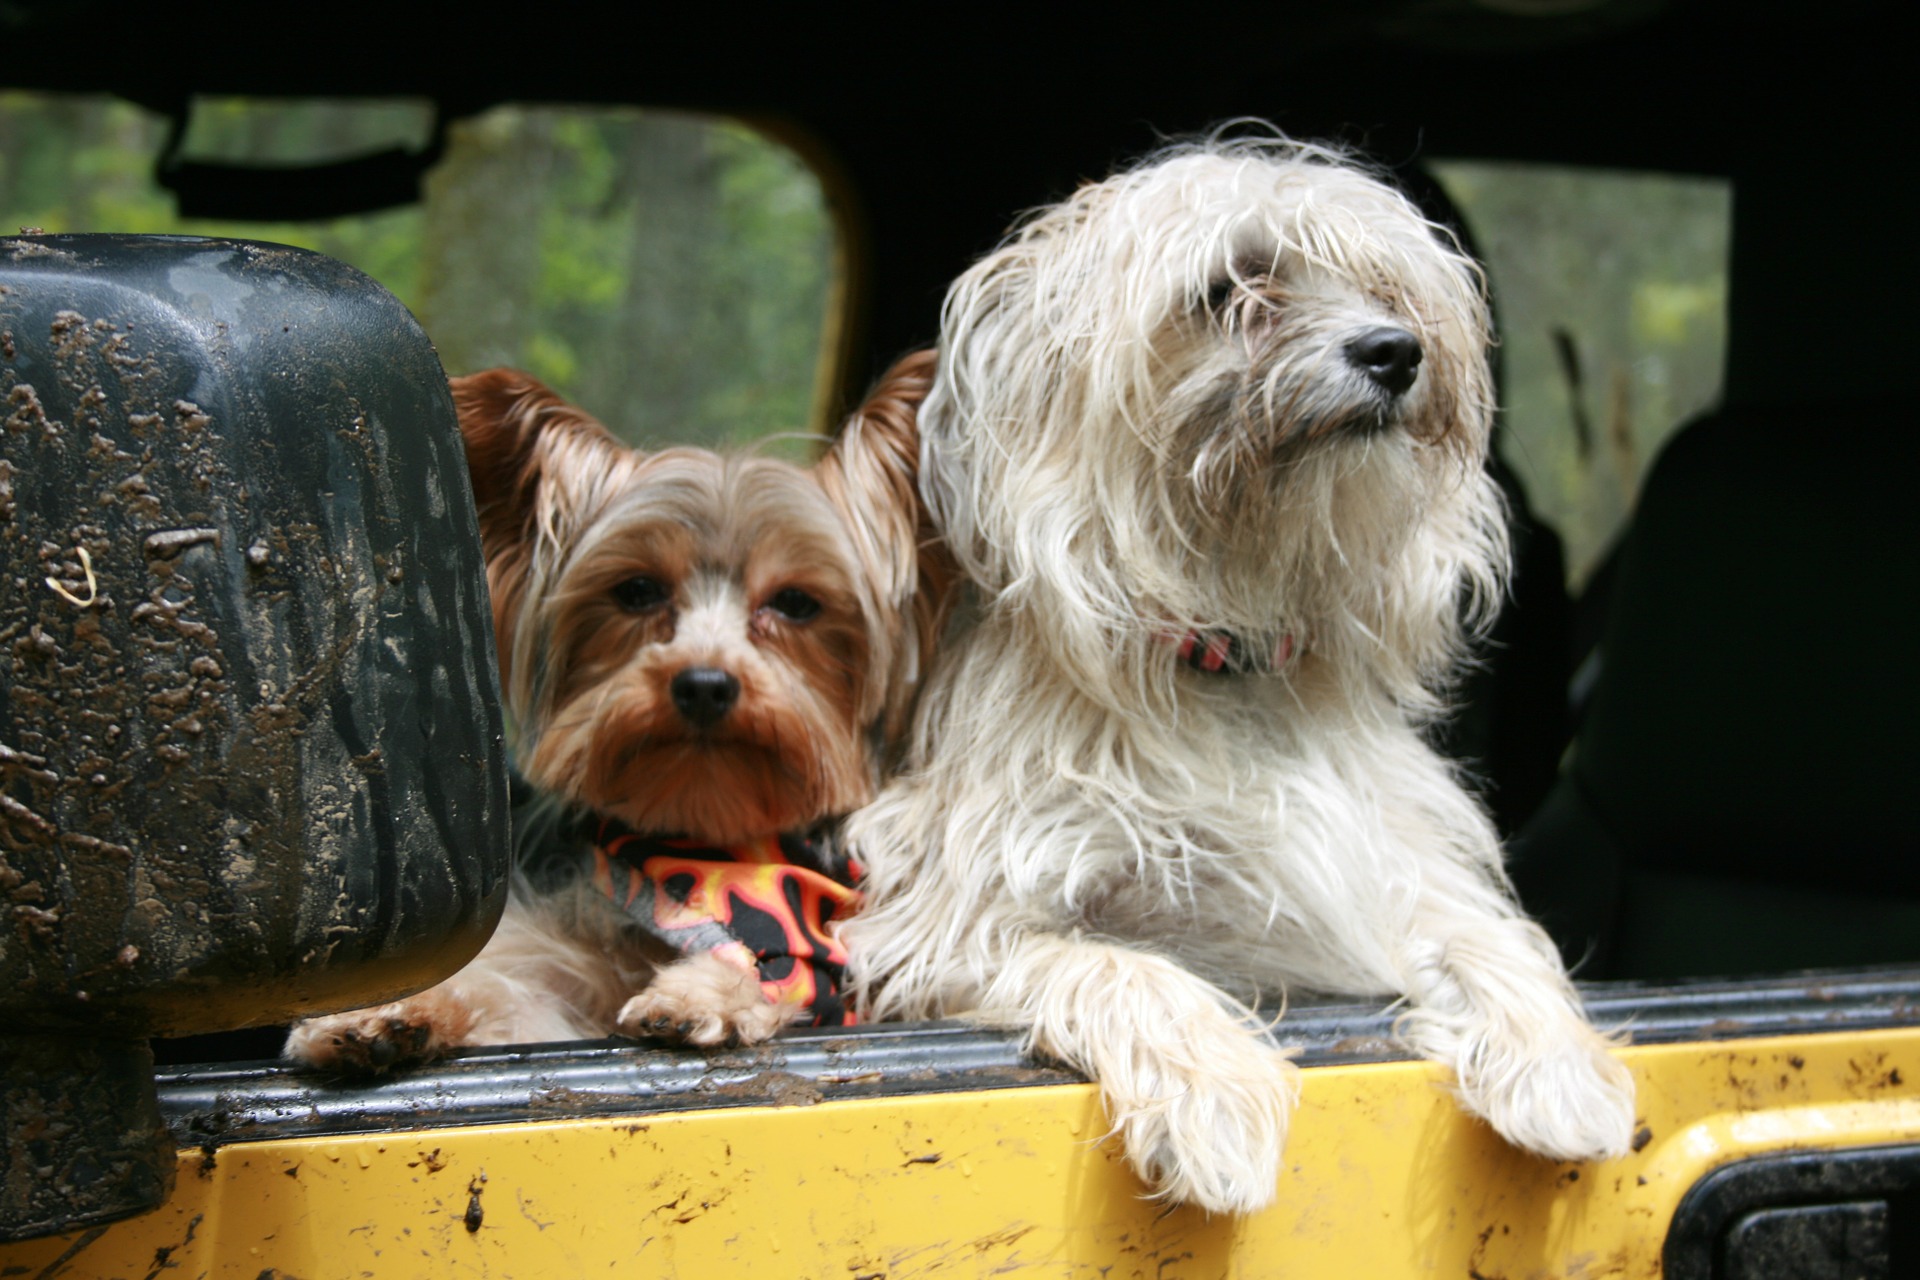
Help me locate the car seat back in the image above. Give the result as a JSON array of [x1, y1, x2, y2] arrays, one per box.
[[1513, 398, 1920, 977]]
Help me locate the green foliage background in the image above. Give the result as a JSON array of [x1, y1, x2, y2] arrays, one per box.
[[0, 93, 835, 454], [1433, 161, 1729, 584]]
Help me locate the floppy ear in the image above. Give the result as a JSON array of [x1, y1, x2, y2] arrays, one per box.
[[814, 349, 956, 742], [449, 368, 627, 695]]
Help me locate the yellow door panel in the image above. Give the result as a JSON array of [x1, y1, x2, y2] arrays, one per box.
[[4, 1027, 1915, 1278]]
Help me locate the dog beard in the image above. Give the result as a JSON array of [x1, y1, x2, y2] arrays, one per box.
[[522, 673, 873, 846]]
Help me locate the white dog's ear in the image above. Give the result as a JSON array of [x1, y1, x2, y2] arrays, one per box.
[[449, 368, 630, 690], [815, 349, 956, 739]]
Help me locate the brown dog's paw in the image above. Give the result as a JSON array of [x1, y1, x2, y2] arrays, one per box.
[[284, 989, 478, 1074], [615, 954, 801, 1047]]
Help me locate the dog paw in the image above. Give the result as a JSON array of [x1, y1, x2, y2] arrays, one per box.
[[1466, 1035, 1637, 1163], [1101, 1023, 1300, 1215], [284, 990, 478, 1074], [615, 953, 800, 1047]]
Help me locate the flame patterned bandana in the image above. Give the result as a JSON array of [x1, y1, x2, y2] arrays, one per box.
[[586, 821, 864, 1027]]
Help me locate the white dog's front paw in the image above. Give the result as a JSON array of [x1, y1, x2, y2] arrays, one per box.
[[616, 953, 801, 1047], [1100, 1024, 1300, 1215], [1467, 1035, 1637, 1163]]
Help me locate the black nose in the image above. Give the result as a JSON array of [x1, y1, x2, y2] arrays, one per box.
[[669, 667, 740, 729], [1344, 327, 1423, 397]]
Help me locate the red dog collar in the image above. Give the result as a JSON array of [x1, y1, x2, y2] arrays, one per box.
[[1175, 628, 1296, 675]]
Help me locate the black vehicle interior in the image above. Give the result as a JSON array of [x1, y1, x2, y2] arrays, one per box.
[[1513, 394, 1919, 978], [4, 0, 1913, 1061], [1508, 148, 1920, 978]]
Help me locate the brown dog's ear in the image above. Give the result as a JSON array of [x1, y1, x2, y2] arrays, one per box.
[[450, 369, 617, 558], [815, 349, 956, 741], [449, 369, 626, 696]]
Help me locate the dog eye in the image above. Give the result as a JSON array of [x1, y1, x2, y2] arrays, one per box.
[[610, 575, 671, 612], [766, 588, 822, 622], [1204, 277, 1238, 310]]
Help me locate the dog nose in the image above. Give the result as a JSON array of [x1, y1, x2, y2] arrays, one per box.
[[1345, 327, 1423, 397], [670, 667, 740, 729]]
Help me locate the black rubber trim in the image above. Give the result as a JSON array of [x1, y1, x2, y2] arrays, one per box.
[[1664, 1142, 1920, 1280], [161, 965, 1920, 1149]]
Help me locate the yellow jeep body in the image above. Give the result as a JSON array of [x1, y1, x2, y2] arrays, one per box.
[[6, 972, 1915, 1276]]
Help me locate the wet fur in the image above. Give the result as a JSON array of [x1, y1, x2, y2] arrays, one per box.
[[842, 134, 1636, 1214]]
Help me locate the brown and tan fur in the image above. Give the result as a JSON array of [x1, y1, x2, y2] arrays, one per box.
[[286, 353, 947, 1071]]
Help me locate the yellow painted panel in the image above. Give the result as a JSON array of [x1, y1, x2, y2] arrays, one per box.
[[3, 1027, 1915, 1278]]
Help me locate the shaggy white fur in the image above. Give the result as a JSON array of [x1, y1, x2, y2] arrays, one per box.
[[842, 132, 1636, 1215]]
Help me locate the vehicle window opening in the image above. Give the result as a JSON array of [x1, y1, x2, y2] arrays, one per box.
[[0, 91, 843, 453], [1428, 160, 1731, 595]]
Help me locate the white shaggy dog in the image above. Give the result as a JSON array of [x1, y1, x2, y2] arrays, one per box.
[[841, 133, 1637, 1215]]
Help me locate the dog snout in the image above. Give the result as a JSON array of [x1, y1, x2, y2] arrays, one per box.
[[670, 666, 741, 729], [1344, 327, 1423, 398]]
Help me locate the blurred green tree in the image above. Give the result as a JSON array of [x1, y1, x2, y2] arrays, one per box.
[[0, 92, 835, 453]]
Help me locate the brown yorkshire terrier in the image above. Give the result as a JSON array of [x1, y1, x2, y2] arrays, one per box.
[[286, 353, 945, 1071]]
